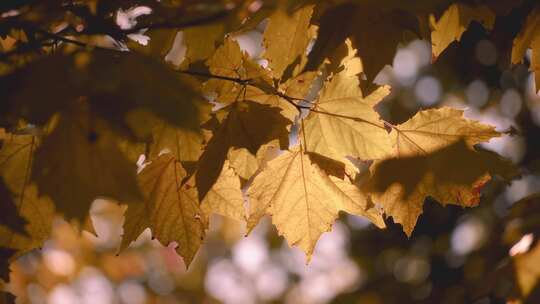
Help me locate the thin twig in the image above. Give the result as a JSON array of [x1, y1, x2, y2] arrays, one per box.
[[177, 70, 253, 86]]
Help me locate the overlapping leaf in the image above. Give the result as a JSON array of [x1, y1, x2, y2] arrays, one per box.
[[123, 154, 245, 265], [262, 5, 316, 79], [512, 7, 540, 92], [195, 101, 290, 201], [431, 3, 495, 59], [248, 148, 385, 258], [0, 133, 54, 260], [122, 153, 205, 266], [303, 65, 393, 162], [4, 51, 207, 130], [307, 3, 419, 83], [200, 161, 245, 222], [32, 105, 142, 221], [366, 108, 513, 235]]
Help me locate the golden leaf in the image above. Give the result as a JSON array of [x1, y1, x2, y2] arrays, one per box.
[[430, 3, 495, 59], [122, 153, 204, 266], [0, 134, 54, 257], [262, 5, 316, 79], [389, 107, 500, 157], [200, 161, 245, 222], [303, 67, 393, 161], [512, 7, 540, 92], [367, 108, 511, 236], [248, 148, 385, 259]]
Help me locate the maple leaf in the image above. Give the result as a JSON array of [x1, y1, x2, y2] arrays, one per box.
[[262, 5, 316, 80], [242, 72, 318, 122], [430, 3, 495, 59], [0, 180, 26, 235], [368, 141, 515, 236], [512, 7, 540, 92], [0, 133, 54, 258], [5, 52, 207, 131], [200, 161, 245, 222], [388, 107, 501, 157], [365, 107, 512, 235], [303, 68, 393, 162], [122, 153, 205, 266], [228, 144, 280, 180], [247, 148, 385, 259], [32, 105, 142, 221], [149, 119, 206, 165], [204, 37, 270, 104], [205, 38, 316, 121], [195, 101, 290, 201], [183, 23, 225, 65], [306, 3, 419, 84]]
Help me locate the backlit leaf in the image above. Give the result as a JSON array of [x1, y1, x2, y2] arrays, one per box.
[[122, 153, 204, 266], [303, 68, 393, 161], [262, 5, 316, 79], [430, 3, 495, 59], [512, 7, 540, 92]]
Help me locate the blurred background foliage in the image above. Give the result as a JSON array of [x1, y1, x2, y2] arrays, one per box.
[[2, 0, 540, 304]]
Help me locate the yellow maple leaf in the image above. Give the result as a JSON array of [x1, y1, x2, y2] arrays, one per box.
[[366, 108, 512, 236], [243, 71, 318, 122], [303, 69, 393, 162], [389, 107, 500, 157], [512, 7, 540, 92], [430, 3, 495, 59], [200, 161, 245, 222], [184, 23, 225, 64], [122, 153, 205, 266], [0, 134, 54, 257], [248, 148, 385, 259], [204, 37, 270, 104], [262, 5, 316, 80]]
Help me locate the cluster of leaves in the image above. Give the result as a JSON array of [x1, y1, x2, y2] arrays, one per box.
[[1, 0, 540, 300]]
